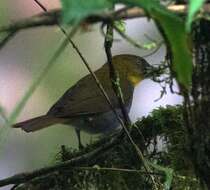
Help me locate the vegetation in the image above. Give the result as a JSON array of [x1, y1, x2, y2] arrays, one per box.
[[8, 106, 201, 190], [0, 0, 210, 189]]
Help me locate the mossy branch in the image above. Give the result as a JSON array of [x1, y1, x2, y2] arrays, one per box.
[[0, 106, 201, 190]]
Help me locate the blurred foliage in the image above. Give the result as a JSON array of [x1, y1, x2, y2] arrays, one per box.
[[61, 0, 193, 89], [61, 0, 114, 24], [15, 106, 201, 190], [0, 2, 8, 25]]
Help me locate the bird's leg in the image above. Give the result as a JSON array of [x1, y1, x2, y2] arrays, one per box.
[[75, 129, 84, 150]]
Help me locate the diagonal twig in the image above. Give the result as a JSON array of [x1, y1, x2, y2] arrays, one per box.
[[104, 22, 159, 190], [0, 31, 17, 50], [33, 0, 128, 130]]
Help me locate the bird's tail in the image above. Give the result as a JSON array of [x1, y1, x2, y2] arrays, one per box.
[[13, 115, 63, 132]]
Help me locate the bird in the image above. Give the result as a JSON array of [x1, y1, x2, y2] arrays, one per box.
[[13, 54, 154, 149]]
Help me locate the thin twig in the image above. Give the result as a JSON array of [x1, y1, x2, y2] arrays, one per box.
[[142, 42, 163, 58], [113, 24, 164, 58], [104, 23, 159, 190], [113, 24, 152, 50], [74, 166, 164, 176], [34, 0, 47, 11], [104, 23, 131, 126], [67, 39, 127, 128]]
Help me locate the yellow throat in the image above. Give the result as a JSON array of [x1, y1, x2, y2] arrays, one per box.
[[128, 75, 143, 86]]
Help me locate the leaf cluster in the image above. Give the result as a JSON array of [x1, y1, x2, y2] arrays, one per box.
[[60, 0, 206, 89]]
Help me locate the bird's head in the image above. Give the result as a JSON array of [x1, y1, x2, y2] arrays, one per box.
[[112, 54, 159, 86]]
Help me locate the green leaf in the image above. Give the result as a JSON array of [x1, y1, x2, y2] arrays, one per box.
[[186, 0, 206, 32], [120, 0, 193, 89], [151, 8, 193, 89], [61, 0, 115, 24]]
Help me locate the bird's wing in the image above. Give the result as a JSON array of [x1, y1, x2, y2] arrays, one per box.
[[47, 72, 134, 118]]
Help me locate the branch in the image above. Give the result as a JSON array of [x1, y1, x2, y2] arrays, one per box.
[[0, 105, 186, 189], [0, 133, 122, 187], [0, 10, 60, 33], [1, 4, 210, 33]]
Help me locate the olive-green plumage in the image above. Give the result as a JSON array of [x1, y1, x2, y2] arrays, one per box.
[[13, 54, 153, 145]]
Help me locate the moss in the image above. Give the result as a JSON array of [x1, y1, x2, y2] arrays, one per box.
[[15, 106, 200, 190]]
